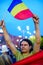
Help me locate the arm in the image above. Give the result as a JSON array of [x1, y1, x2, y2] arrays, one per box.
[[33, 15, 40, 53], [0, 20, 17, 55]]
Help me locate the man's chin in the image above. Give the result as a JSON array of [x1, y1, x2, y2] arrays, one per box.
[[22, 50, 27, 53]]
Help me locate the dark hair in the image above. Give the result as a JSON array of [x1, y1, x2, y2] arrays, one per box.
[[20, 38, 33, 52]]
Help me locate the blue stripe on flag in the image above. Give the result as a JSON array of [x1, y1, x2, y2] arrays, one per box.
[[8, 0, 22, 12]]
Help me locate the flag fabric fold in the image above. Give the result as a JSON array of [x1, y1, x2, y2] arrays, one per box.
[[8, 0, 33, 20]]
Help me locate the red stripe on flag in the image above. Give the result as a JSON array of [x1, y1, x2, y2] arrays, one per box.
[[15, 9, 33, 20]]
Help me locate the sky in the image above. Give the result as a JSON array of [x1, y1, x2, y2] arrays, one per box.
[[0, 0, 43, 38]]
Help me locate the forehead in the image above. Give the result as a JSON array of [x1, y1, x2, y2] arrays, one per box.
[[21, 41, 28, 44]]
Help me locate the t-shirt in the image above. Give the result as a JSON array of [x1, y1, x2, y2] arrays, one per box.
[[14, 49, 33, 61]]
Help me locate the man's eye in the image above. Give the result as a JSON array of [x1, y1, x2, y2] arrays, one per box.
[[21, 44, 28, 46]]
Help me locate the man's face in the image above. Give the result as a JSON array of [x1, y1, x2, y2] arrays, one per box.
[[20, 41, 30, 53]]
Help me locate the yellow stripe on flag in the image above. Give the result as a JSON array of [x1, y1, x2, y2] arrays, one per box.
[[11, 3, 28, 16]]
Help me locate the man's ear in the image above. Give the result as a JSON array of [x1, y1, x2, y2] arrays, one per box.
[[29, 46, 32, 50]]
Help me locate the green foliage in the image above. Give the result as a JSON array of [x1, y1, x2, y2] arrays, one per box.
[[29, 35, 36, 44], [29, 35, 43, 49]]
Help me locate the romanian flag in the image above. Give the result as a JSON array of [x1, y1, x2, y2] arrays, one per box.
[[8, 0, 33, 20]]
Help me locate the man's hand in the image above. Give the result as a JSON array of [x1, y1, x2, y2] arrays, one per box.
[[0, 20, 5, 28], [33, 14, 39, 24]]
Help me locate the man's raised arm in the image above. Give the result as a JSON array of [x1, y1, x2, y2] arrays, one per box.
[[33, 15, 40, 53], [0, 20, 17, 55]]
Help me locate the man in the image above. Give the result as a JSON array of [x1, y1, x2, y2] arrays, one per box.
[[0, 14, 40, 61]]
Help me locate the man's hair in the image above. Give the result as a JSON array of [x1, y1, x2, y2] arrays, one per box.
[[20, 38, 33, 52]]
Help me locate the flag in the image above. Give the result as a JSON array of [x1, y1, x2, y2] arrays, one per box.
[[8, 0, 33, 20]]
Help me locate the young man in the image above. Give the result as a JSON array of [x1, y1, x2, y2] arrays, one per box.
[[0, 14, 40, 61]]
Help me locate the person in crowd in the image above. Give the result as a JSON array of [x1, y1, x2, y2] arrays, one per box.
[[0, 45, 13, 65]]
